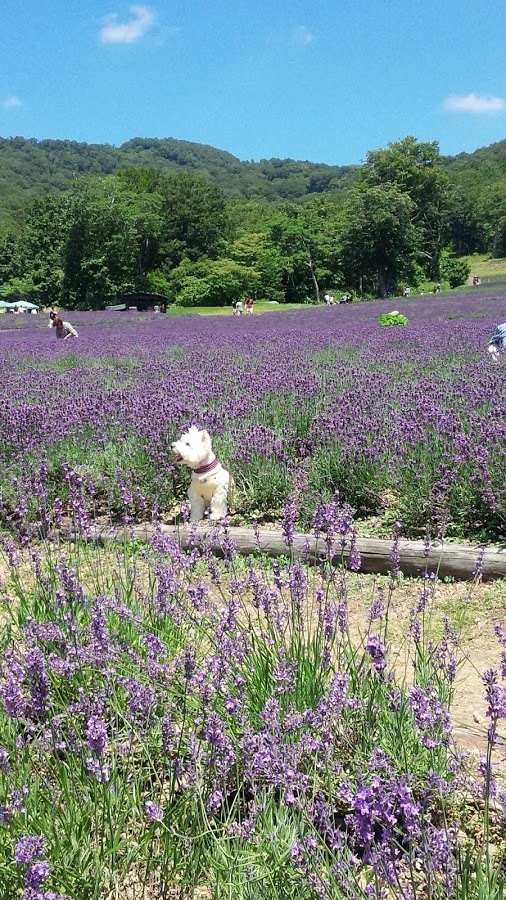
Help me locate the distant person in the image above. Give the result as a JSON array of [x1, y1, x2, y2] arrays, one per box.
[[488, 323, 506, 362], [49, 312, 78, 340], [403, 287, 411, 298], [246, 297, 254, 315], [235, 300, 244, 316], [231, 300, 237, 315], [324, 294, 331, 305]]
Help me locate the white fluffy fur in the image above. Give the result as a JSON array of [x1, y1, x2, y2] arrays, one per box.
[[172, 426, 232, 522], [488, 343, 502, 363]]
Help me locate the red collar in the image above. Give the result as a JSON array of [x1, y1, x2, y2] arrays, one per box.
[[194, 455, 221, 476]]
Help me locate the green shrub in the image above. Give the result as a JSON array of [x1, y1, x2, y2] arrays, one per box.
[[440, 250, 471, 289], [377, 311, 409, 327]]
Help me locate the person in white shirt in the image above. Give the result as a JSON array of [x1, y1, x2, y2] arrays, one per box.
[[48, 312, 78, 339]]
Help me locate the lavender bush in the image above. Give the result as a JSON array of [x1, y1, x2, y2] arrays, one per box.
[[1, 292, 506, 540], [0, 497, 505, 899]]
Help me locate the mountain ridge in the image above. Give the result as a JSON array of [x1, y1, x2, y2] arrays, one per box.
[[0, 132, 505, 230]]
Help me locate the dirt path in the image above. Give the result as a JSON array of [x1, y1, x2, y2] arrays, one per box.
[[342, 572, 506, 763]]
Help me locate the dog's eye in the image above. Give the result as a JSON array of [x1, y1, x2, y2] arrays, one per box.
[[185, 441, 190, 446]]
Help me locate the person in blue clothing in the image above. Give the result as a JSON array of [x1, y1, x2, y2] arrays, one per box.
[[488, 322, 506, 362]]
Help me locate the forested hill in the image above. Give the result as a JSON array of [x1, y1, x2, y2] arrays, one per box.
[[443, 138, 506, 203], [1, 132, 506, 232], [0, 135, 357, 226]]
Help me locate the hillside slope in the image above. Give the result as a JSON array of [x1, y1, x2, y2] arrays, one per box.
[[0, 135, 357, 227]]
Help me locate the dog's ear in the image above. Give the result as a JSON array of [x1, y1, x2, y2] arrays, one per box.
[[200, 429, 210, 443]]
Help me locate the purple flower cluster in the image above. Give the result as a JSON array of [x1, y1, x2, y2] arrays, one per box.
[[13, 834, 68, 900], [0, 424, 504, 895], [409, 684, 452, 749], [15, 836, 47, 866], [365, 635, 387, 673], [86, 715, 107, 756], [1, 292, 506, 539]]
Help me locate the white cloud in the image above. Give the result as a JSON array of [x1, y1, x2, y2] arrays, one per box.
[[2, 95, 22, 110], [99, 5, 155, 44], [291, 25, 315, 46], [442, 92, 505, 114]]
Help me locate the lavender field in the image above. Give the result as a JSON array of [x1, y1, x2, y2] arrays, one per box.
[[2, 295, 506, 899], [1, 292, 506, 540]]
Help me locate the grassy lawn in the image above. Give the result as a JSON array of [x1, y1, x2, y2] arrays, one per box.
[[462, 253, 506, 280], [164, 300, 307, 316]]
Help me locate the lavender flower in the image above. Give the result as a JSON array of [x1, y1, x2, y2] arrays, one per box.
[[366, 635, 387, 673], [144, 800, 164, 822], [482, 668, 506, 743], [24, 860, 50, 890], [409, 684, 452, 748], [0, 786, 28, 824], [207, 790, 224, 814], [86, 715, 107, 756], [367, 590, 385, 622], [15, 836, 47, 866], [86, 757, 110, 782]]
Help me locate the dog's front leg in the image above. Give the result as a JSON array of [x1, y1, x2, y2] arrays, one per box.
[[209, 485, 229, 522], [188, 484, 206, 522]]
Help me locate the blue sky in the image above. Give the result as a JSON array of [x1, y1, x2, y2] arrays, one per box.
[[0, 0, 505, 166]]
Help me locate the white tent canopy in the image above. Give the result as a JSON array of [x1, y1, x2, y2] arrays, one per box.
[[0, 300, 39, 310]]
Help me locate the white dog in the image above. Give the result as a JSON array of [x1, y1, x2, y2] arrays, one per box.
[[172, 426, 233, 522]]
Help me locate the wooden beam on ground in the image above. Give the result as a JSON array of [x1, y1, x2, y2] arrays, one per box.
[[83, 524, 506, 582]]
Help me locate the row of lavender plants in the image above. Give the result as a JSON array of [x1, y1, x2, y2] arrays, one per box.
[[1, 292, 505, 541], [1, 494, 506, 899]]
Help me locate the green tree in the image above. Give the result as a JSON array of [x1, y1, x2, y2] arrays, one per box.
[[439, 249, 470, 288], [61, 180, 139, 307], [341, 185, 417, 297], [168, 257, 259, 306], [361, 136, 451, 277], [0, 197, 65, 305], [447, 186, 485, 255], [476, 182, 506, 257], [157, 172, 229, 269], [228, 232, 284, 301], [17, 196, 66, 304], [268, 199, 341, 302]]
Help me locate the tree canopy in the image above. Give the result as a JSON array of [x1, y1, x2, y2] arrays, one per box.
[[0, 132, 498, 306]]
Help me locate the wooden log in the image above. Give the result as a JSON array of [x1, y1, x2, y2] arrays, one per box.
[[83, 523, 506, 582]]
